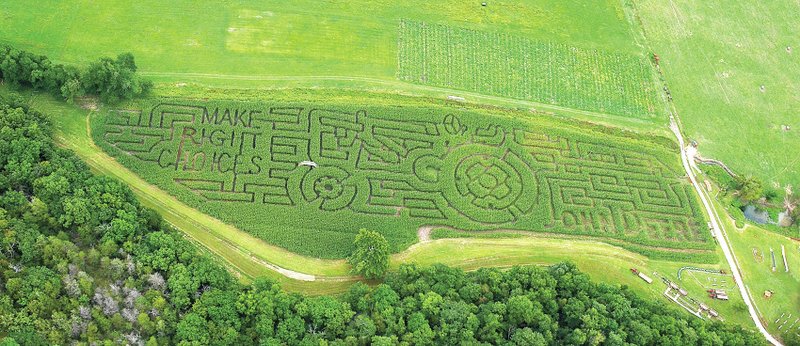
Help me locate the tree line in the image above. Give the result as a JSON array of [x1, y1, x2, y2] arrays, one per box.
[[0, 44, 151, 103], [0, 92, 768, 345]]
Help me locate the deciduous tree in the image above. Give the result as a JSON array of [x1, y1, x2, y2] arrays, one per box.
[[347, 229, 389, 279]]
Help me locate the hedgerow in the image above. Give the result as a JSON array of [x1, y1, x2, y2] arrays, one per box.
[[94, 98, 714, 260], [397, 20, 663, 119]]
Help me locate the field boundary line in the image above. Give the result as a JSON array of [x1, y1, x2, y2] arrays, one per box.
[[139, 72, 656, 127]]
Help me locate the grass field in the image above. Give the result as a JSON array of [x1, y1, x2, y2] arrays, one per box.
[[0, 0, 642, 75], [89, 91, 714, 260], [634, 0, 800, 187], [0, 0, 666, 127], [727, 220, 800, 339]]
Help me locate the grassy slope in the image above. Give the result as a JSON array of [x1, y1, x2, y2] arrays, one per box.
[[729, 221, 800, 339], [634, 0, 800, 186], [156, 81, 666, 134]]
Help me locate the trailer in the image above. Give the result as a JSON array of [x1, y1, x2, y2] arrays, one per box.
[[782, 245, 789, 272], [708, 289, 729, 300], [630, 268, 653, 284], [771, 248, 777, 272]]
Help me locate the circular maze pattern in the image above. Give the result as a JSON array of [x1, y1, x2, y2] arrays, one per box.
[[301, 166, 356, 211], [442, 145, 537, 223]]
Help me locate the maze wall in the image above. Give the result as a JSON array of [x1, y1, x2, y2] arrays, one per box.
[[397, 20, 663, 119], [97, 100, 711, 258]]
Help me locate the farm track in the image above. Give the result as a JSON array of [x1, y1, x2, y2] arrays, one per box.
[[417, 225, 433, 243], [670, 117, 782, 345]]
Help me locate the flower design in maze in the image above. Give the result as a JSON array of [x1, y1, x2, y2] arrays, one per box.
[[441, 144, 537, 223], [315, 177, 343, 200], [300, 166, 356, 211]]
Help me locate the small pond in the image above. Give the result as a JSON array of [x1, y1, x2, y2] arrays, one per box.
[[742, 205, 771, 224], [741, 205, 793, 226]]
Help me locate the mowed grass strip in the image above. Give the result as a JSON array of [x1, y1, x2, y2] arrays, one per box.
[[92, 96, 713, 260]]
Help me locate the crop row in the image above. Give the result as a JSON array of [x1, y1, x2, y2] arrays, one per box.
[[397, 20, 663, 119]]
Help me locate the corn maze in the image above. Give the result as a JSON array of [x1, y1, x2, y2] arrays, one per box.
[[95, 100, 714, 259], [397, 20, 663, 119]]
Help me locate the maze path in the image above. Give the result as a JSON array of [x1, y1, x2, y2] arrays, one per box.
[[101, 101, 709, 249]]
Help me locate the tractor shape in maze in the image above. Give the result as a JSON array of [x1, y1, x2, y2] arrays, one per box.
[[102, 102, 706, 244]]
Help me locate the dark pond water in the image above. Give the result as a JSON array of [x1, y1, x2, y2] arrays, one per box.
[[742, 205, 771, 224]]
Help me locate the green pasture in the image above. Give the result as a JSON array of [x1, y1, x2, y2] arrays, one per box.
[[634, 0, 800, 186], [688, 165, 800, 340], [0, 0, 641, 75]]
